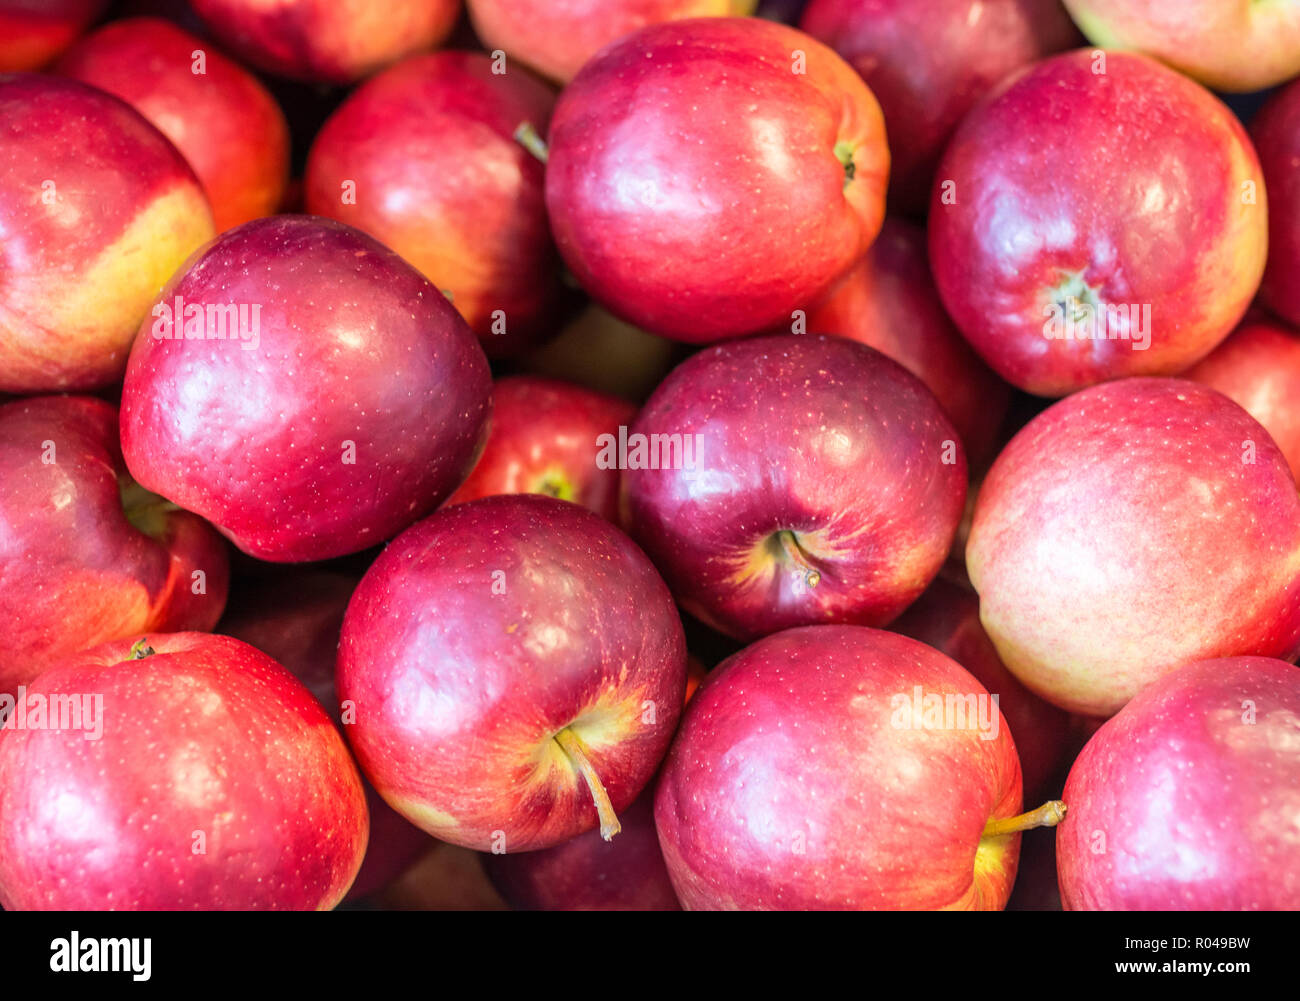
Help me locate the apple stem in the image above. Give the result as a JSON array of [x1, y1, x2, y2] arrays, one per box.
[[554, 727, 621, 841], [514, 121, 549, 164], [129, 638, 156, 660], [777, 530, 821, 589], [981, 800, 1067, 839]]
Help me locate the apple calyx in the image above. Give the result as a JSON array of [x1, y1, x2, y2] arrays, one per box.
[[129, 638, 157, 660], [554, 726, 622, 840], [980, 799, 1067, 840], [119, 477, 180, 540], [833, 141, 857, 188], [514, 121, 549, 165], [775, 529, 821, 590]]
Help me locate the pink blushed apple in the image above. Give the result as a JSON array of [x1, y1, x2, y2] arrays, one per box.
[[0, 0, 106, 71], [1251, 78, 1300, 331]]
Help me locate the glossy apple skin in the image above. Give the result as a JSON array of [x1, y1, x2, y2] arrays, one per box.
[[119, 215, 492, 563], [56, 17, 290, 233], [893, 579, 1070, 801], [800, 0, 1079, 213], [0, 633, 368, 910], [656, 625, 1022, 909], [623, 334, 966, 642], [1251, 80, 1300, 330], [189, 0, 460, 83], [306, 52, 561, 357], [0, 74, 215, 394], [466, 0, 757, 84], [217, 571, 431, 901], [929, 50, 1267, 398], [1062, 0, 1300, 92], [1183, 317, 1300, 485], [1058, 657, 1300, 910], [0, 396, 228, 697], [546, 17, 888, 343], [803, 218, 1011, 469], [969, 378, 1300, 719], [0, 0, 106, 71], [444, 376, 636, 521], [338, 494, 687, 853]]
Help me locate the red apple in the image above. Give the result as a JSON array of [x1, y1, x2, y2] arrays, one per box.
[[0, 74, 214, 394], [929, 50, 1267, 397], [1062, 0, 1300, 92], [655, 624, 1064, 909], [800, 0, 1079, 213], [545, 17, 888, 343], [119, 215, 492, 563], [1057, 656, 1300, 910], [189, 0, 460, 83], [56, 16, 290, 232], [893, 579, 1071, 801], [305, 51, 562, 357], [968, 378, 1300, 718], [0, 632, 368, 910], [444, 376, 635, 521], [466, 0, 757, 84], [1251, 78, 1300, 330], [1183, 316, 1300, 484], [0, 0, 106, 71], [623, 334, 966, 642], [0, 396, 228, 696], [337, 493, 687, 853], [802, 218, 1011, 469], [217, 570, 432, 901]]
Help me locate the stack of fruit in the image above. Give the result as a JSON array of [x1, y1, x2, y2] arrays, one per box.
[[1, 0, 1298, 912]]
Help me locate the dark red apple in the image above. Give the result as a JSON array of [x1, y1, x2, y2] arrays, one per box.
[[305, 51, 561, 357], [968, 378, 1300, 718], [623, 334, 966, 642], [800, 0, 1079, 213], [0, 0, 106, 71], [1057, 656, 1300, 910], [545, 17, 888, 342], [0, 396, 228, 696], [56, 16, 290, 232], [0, 633, 368, 910], [802, 218, 1011, 468], [929, 50, 1267, 397], [466, 0, 757, 83], [0, 73, 214, 393], [189, 0, 460, 83], [1251, 78, 1300, 330], [655, 625, 1065, 909], [444, 376, 635, 521], [337, 493, 687, 853], [119, 215, 492, 563]]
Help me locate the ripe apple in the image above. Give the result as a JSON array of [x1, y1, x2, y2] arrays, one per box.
[[968, 378, 1300, 718], [1061, 0, 1300, 92], [1057, 656, 1300, 910], [1250, 78, 1300, 330], [622, 334, 966, 642], [218, 570, 432, 901], [444, 376, 636, 521], [119, 215, 492, 563], [305, 51, 562, 357], [1183, 316, 1300, 484], [0, 633, 368, 910], [337, 493, 687, 853], [189, 0, 460, 83], [893, 578, 1071, 801], [56, 16, 290, 232], [0, 396, 228, 697], [800, 0, 1079, 213], [801, 218, 1011, 469], [929, 50, 1267, 397], [545, 17, 889, 342], [0, 74, 214, 394], [466, 0, 758, 84], [0, 0, 106, 70], [655, 624, 1067, 909]]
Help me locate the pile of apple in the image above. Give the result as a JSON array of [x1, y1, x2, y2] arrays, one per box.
[[1, 0, 1299, 913]]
